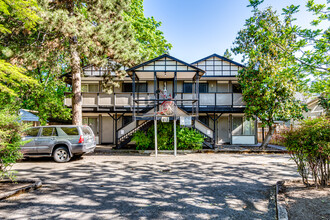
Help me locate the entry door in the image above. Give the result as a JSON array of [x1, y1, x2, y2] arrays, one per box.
[[35, 127, 57, 154], [218, 117, 230, 144], [159, 81, 173, 98], [102, 116, 114, 143]]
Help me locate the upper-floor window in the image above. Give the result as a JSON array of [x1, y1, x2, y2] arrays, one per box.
[[122, 83, 147, 93], [82, 84, 99, 93], [232, 84, 242, 93], [183, 83, 208, 93]]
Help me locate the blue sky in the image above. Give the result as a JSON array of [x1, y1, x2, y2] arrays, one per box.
[[144, 0, 327, 64]]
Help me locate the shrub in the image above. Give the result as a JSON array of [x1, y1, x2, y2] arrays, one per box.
[[0, 110, 27, 180], [132, 122, 205, 150], [283, 117, 330, 188]]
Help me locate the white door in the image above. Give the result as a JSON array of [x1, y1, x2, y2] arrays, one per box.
[[218, 116, 230, 144], [102, 116, 114, 144]]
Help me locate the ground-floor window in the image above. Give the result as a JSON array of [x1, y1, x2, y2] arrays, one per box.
[[83, 117, 98, 135], [122, 116, 133, 127], [199, 116, 209, 126], [232, 116, 255, 135]]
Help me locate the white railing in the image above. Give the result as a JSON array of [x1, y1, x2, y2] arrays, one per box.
[[64, 92, 245, 107]]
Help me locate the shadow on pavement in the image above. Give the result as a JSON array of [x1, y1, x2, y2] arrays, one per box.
[[0, 154, 298, 219]]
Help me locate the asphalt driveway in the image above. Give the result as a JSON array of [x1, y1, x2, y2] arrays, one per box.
[[0, 154, 298, 219]]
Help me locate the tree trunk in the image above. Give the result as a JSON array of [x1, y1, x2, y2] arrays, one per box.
[[261, 125, 275, 149], [70, 38, 82, 125]]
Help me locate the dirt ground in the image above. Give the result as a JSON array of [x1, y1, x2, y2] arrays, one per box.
[[279, 180, 330, 220]]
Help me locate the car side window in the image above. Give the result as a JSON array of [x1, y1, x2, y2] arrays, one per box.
[[25, 128, 40, 137], [41, 127, 57, 136]]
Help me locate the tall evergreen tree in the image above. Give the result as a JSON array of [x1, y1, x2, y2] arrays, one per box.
[[13, 0, 142, 125]]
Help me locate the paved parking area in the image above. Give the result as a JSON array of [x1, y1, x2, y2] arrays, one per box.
[[0, 154, 298, 219]]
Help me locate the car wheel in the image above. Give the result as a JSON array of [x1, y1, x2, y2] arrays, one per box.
[[53, 147, 70, 163]]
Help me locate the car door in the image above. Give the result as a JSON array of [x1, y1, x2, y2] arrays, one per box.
[[35, 127, 57, 154], [21, 127, 40, 154]]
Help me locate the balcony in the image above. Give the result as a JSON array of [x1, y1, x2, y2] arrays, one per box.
[[64, 92, 245, 109]]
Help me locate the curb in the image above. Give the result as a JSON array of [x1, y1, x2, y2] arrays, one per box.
[[0, 179, 42, 200], [93, 149, 288, 155], [275, 181, 288, 220]]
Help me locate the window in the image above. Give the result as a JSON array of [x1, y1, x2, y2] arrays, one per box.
[[25, 128, 40, 137], [83, 117, 98, 135], [183, 83, 208, 93], [232, 117, 255, 136], [122, 116, 133, 127], [81, 84, 99, 93], [41, 127, 57, 136], [183, 83, 193, 93], [232, 117, 243, 135], [199, 116, 209, 126], [199, 83, 208, 93], [232, 84, 242, 93], [122, 83, 147, 92], [61, 127, 79, 135]]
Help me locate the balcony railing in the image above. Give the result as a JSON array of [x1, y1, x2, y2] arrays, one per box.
[[64, 92, 245, 108]]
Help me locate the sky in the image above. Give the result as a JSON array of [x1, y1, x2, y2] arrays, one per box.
[[143, 0, 328, 64]]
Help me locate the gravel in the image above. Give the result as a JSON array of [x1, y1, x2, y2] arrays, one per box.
[[0, 154, 299, 219]]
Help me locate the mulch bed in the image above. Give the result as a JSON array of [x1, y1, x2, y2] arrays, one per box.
[[278, 180, 330, 220]]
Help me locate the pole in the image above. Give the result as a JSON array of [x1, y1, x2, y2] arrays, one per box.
[[154, 116, 158, 157], [174, 117, 177, 157]]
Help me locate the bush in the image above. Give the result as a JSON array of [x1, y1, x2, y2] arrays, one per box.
[[0, 110, 27, 180], [283, 117, 330, 188], [132, 122, 205, 150]]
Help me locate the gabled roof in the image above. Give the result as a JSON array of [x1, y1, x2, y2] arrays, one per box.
[[191, 53, 245, 67], [126, 54, 205, 73], [19, 109, 39, 122]]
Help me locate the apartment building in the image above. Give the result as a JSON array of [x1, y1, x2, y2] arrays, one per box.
[[64, 54, 257, 147]]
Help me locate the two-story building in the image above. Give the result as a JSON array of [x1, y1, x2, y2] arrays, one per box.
[[65, 54, 257, 147]]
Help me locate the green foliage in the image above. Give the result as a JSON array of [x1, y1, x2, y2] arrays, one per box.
[[223, 49, 233, 59], [125, 0, 172, 60], [283, 117, 330, 188], [132, 122, 204, 150], [177, 127, 204, 150], [0, 0, 40, 34], [0, 0, 39, 101], [0, 110, 27, 181], [131, 130, 152, 150], [232, 5, 306, 147]]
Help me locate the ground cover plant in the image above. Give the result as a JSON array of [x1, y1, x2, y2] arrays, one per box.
[[283, 116, 330, 188], [132, 122, 205, 150]]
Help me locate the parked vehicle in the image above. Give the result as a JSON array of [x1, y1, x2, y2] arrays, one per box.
[[21, 125, 96, 162]]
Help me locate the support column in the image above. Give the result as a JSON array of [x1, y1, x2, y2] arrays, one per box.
[[132, 71, 136, 120]]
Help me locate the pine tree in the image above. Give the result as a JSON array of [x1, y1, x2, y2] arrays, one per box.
[[15, 0, 141, 125]]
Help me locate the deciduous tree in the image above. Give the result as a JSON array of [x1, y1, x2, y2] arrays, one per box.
[[233, 2, 306, 148]]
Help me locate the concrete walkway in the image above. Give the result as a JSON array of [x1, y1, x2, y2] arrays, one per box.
[[0, 154, 298, 219]]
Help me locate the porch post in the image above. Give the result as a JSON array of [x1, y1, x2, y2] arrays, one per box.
[[132, 71, 136, 120]]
